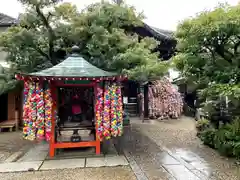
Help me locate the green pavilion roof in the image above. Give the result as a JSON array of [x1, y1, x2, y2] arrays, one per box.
[[15, 46, 128, 81], [31, 54, 115, 78]]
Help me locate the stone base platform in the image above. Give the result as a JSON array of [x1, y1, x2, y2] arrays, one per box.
[[0, 141, 128, 173]]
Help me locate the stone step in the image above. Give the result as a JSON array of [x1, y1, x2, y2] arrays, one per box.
[[17, 144, 48, 162], [0, 161, 42, 173], [40, 158, 85, 170], [86, 155, 128, 167], [5, 151, 24, 163]]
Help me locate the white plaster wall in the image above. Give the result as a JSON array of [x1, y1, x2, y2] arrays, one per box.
[[0, 26, 10, 68]]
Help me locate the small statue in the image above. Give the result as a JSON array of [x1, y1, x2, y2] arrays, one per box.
[[70, 129, 81, 142]]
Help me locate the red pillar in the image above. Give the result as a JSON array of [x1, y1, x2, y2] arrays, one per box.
[[49, 82, 57, 158], [94, 83, 101, 155]]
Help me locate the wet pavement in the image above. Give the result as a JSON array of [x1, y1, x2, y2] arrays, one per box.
[[119, 124, 176, 180], [119, 117, 240, 180], [0, 131, 35, 162], [0, 118, 239, 179], [0, 132, 134, 180]]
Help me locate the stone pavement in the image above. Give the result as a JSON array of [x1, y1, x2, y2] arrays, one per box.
[[120, 117, 240, 180], [0, 132, 34, 162], [0, 133, 134, 180], [0, 143, 128, 173], [0, 117, 239, 180]]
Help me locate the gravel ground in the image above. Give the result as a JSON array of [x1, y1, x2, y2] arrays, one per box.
[[0, 131, 35, 162], [0, 166, 136, 180], [132, 117, 240, 180]]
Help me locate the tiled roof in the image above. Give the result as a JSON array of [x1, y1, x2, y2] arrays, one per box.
[[150, 26, 174, 40], [143, 23, 175, 41], [0, 13, 17, 26], [31, 48, 116, 77]]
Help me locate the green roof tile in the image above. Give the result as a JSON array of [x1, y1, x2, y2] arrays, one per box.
[[31, 52, 116, 77]]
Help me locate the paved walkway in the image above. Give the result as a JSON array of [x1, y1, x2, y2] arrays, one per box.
[[0, 132, 34, 162], [0, 117, 239, 180], [0, 142, 128, 173], [121, 117, 240, 180], [0, 132, 134, 180]]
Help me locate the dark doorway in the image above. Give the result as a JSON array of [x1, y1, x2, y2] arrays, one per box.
[[122, 80, 138, 99], [0, 93, 8, 122]]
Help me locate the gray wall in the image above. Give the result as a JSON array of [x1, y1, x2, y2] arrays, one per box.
[[0, 26, 9, 62]]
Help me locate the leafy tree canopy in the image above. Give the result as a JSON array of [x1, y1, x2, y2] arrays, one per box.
[[173, 3, 240, 121], [0, 0, 169, 85], [173, 3, 240, 97]]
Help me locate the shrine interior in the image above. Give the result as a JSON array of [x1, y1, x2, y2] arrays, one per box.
[[56, 87, 95, 143], [0, 93, 8, 122]]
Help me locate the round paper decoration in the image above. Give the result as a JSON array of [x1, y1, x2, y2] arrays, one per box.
[[102, 82, 111, 139], [36, 82, 45, 140], [110, 83, 118, 137], [23, 81, 37, 140], [44, 86, 53, 141], [116, 85, 123, 136], [22, 80, 30, 139], [148, 78, 183, 119], [95, 85, 104, 140]]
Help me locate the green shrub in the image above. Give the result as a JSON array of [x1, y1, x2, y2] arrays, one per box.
[[218, 141, 235, 157], [233, 142, 240, 157], [199, 128, 217, 149], [198, 118, 240, 158], [196, 119, 210, 132]]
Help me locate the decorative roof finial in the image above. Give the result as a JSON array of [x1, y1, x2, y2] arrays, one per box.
[[71, 45, 80, 54]]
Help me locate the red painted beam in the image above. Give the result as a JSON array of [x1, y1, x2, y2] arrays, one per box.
[[55, 82, 96, 87], [53, 141, 98, 149]]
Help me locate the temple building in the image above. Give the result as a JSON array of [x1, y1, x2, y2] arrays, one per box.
[[0, 12, 177, 127]]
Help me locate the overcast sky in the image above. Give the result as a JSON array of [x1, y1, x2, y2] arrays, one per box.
[[0, 0, 239, 30]]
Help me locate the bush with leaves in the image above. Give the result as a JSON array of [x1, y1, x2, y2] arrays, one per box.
[[199, 118, 240, 158], [196, 118, 210, 133], [173, 3, 240, 126], [199, 84, 240, 127], [174, 3, 240, 158], [199, 128, 217, 149]]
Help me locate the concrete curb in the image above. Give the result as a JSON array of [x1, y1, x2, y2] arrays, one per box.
[[123, 150, 149, 180]]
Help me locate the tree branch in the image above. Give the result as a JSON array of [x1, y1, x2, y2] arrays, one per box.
[[203, 46, 216, 60], [32, 46, 50, 60], [215, 45, 232, 63], [234, 40, 240, 54], [47, 12, 53, 22], [210, 36, 233, 64], [35, 4, 57, 65]]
